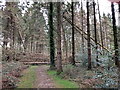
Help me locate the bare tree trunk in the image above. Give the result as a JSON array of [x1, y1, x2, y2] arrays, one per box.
[[87, 1, 92, 70], [62, 24, 68, 61], [97, 0, 104, 54], [56, 2, 63, 74], [30, 36, 33, 53], [111, 3, 119, 67], [71, 1, 75, 66], [81, 0, 85, 54], [93, 1, 99, 66], [118, 3, 120, 89], [49, 2, 55, 70]]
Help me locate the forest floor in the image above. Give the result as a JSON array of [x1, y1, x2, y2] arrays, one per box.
[[7, 53, 118, 88], [18, 65, 55, 88], [18, 65, 79, 88], [35, 65, 55, 88]]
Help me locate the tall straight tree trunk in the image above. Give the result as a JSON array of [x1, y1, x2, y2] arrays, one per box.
[[81, 0, 85, 54], [118, 3, 120, 89], [49, 2, 55, 70], [71, 1, 75, 66], [56, 2, 63, 74], [30, 36, 33, 53], [93, 1, 99, 66], [87, 1, 91, 70], [111, 3, 119, 67], [97, 0, 104, 54], [118, 3, 120, 53], [62, 24, 68, 61]]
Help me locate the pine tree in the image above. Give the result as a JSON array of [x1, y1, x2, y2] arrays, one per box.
[[49, 2, 55, 70], [93, 1, 99, 66], [111, 2, 119, 67], [71, 1, 76, 66], [87, 1, 92, 70], [56, 2, 63, 74]]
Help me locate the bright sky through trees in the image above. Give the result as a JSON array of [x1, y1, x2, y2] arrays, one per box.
[[0, 0, 119, 25]]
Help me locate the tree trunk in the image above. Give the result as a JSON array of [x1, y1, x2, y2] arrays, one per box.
[[81, 1, 85, 54], [111, 3, 119, 67], [71, 1, 76, 66], [97, 0, 104, 54], [93, 1, 99, 66], [87, 1, 92, 70], [118, 3, 120, 89], [56, 2, 63, 74], [49, 2, 55, 70], [62, 23, 68, 61], [30, 36, 33, 53]]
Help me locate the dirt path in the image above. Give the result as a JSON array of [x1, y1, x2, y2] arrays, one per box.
[[35, 65, 55, 88]]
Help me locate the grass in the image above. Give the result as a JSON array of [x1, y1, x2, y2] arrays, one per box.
[[17, 66, 38, 88], [47, 70, 79, 88]]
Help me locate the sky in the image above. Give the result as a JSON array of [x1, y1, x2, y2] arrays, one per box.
[[0, 0, 119, 47], [0, 0, 119, 25]]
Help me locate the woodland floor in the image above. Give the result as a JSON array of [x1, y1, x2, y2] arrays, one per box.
[[35, 65, 55, 88], [3, 53, 118, 88]]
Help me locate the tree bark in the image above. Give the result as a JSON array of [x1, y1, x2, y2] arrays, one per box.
[[81, 1, 85, 54], [62, 23, 68, 61], [93, 1, 99, 66], [97, 0, 104, 54], [49, 2, 56, 70], [87, 1, 92, 70], [71, 1, 76, 66], [111, 3, 119, 67], [118, 3, 120, 89], [56, 2, 63, 74]]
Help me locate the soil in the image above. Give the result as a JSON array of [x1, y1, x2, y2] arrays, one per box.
[[35, 65, 55, 88]]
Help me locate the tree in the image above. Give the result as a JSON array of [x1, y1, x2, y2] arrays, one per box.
[[87, 1, 92, 70], [118, 3, 120, 51], [49, 2, 55, 70], [71, 1, 76, 66], [118, 3, 120, 89], [3, 2, 18, 61], [81, 0, 85, 54], [93, 1, 99, 66], [56, 2, 63, 74], [97, 0, 104, 54], [111, 2, 119, 67]]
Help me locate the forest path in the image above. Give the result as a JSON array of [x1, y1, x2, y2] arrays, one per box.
[[35, 65, 55, 88]]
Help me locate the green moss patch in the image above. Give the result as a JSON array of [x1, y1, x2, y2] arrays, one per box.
[[17, 66, 38, 88], [47, 70, 79, 88]]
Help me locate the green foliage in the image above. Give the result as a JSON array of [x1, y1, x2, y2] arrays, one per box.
[[47, 70, 79, 88], [93, 66, 118, 88], [76, 47, 118, 88], [17, 66, 38, 88]]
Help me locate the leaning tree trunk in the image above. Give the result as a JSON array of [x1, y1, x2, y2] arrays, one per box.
[[111, 2, 119, 67], [49, 2, 56, 70], [87, 1, 92, 70], [56, 2, 63, 74]]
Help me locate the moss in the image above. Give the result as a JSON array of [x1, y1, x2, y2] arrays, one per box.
[[47, 70, 79, 88], [17, 66, 38, 88]]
